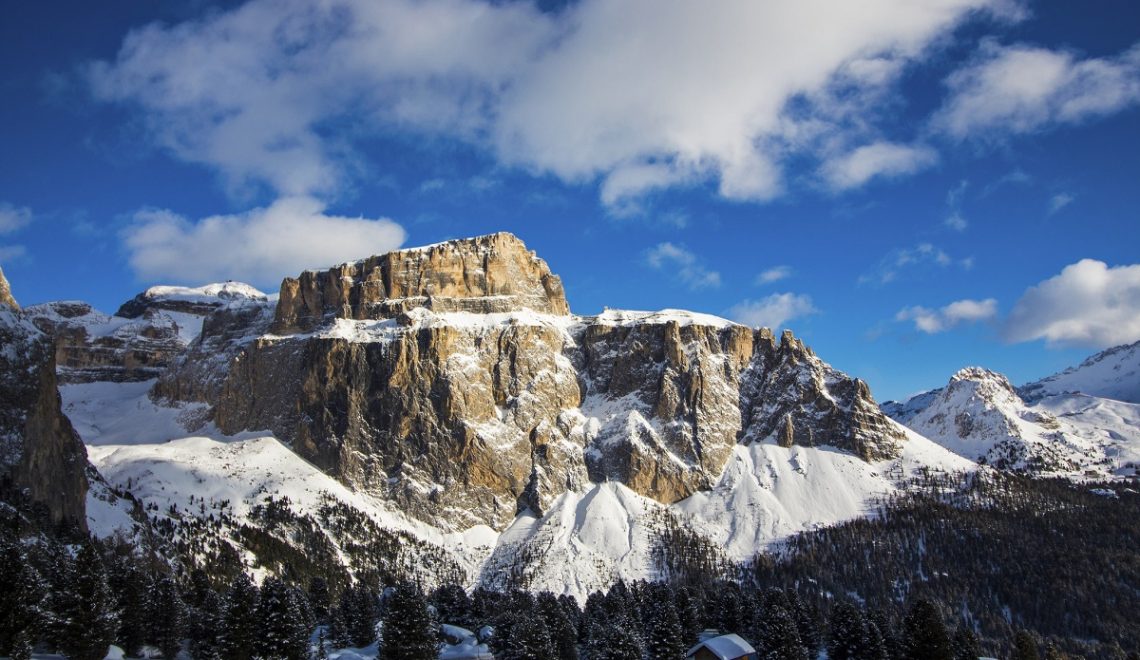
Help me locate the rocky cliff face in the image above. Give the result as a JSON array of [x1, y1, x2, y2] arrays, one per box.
[[201, 234, 906, 531], [0, 265, 16, 309], [740, 329, 905, 461], [0, 273, 88, 528], [272, 232, 570, 334]]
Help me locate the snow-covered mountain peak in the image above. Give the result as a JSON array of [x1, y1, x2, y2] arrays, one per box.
[[1020, 339, 1140, 404], [116, 281, 267, 318], [944, 367, 1022, 408]]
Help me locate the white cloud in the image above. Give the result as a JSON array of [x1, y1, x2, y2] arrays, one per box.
[[1003, 259, 1140, 348], [1047, 192, 1075, 215], [944, 212, 968, 231], [860, 243, 971, 285], [645, 242, 721, 290], [728, 293, 818, 330], [820, 142, 939, 190], [0, 245, 27, 264], [0, 203, 32, 235], [896, 298, 997, 333], [935, 40, 1140, 138], [88, 0, 1008, 206], [756, 266, 792, 285], [122, 196, 406, 287]]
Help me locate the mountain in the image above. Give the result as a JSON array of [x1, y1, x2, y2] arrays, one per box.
[[884, 361, 1140, 478], [0, 234, 1015, 597], [1019, 340, 1140, 404], [0, 266, 89, 528]]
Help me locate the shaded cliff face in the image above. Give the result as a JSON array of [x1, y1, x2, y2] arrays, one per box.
[[740, 329, 905, 461], [272, 232, 570, 334], [0, 281, 88, 528]]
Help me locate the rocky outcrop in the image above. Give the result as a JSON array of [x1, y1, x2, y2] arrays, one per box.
[[116, 281, 267, 318], [739, 329, 905, 461], [0, 265, 16, 309], [23, 301, 187, 384], [272, 232, 570, 334], [0, 285, 88, 528]]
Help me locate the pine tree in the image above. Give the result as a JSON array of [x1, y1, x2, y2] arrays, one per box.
[[147, 575, 187, 659], [829, 601, 867, 660], [342, 583, 380, 647], [58, 541, 118, 660], [106, 555, 149, 656], [1012, 629, 1039, 660], [380, 582, 438, 660], [497, 610, 555, 660], [255, 577, 311, 660], [902, 599, 952, 660], [951, 627, 981, 660], [753, 597, 808, 660], [643, 590, 685, 660], [586, 621, 645, 660], [538, 591, 579, 660], [309, 576, 332, 625], [0, 539, 45, 659], [220, 573, 260, 660], [188, 588, 225, 660], [1042, 642, 1067, 660], [431, 583, 471, 627], [675, 586, 701, 646], [787, 590, 822, 655]]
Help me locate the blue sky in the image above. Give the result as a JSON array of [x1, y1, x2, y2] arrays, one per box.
[[1, 0, 1138, 402]]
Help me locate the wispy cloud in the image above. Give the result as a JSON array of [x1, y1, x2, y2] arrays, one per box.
[[728, 293, 818, 330], [860, 243, 972, 285], [755, 265, 792, 285], [934, 40, 1140, 139], [645, 242, 721, 290], [1047, 192, 1075, 215], [0, 203, 32, 235], [820, 142, 939, 191], [896, 298, 997, 333]]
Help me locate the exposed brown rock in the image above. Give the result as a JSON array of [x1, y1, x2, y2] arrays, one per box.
[[0, 265, 17, 309], [272, 232, 570, 334]]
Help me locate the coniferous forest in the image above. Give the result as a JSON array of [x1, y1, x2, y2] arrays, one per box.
[[2, 472, 1138, 660]]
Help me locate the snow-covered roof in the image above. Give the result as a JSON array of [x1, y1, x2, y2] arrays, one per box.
[[685, 633, 756, 659]]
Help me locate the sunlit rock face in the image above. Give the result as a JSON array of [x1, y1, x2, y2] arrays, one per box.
[[202, 233, 906, 531]]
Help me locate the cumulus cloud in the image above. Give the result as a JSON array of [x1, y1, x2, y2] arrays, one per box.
[[860, 243, 972, 285], [1003, 259, 1140, 348], [87, 0, 1009, 206], [728, 293, 818, 330], [645, 242, 720, 290], [820, 142, 939, 190], [944, 212, 968, 231], [896, 298, 997, 333], [756, 266, 792, 285], [0, 203, 32, 235], [123, 196, 406, 286], [935, 40, 1140, 138]]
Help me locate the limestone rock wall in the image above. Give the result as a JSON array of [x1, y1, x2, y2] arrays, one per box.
[[0, 286, 88, 528], [272, 232, 570, 334]]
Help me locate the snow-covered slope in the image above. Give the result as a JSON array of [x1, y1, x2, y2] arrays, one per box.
[[1020, 340, 1140, 404], [886, 367, 1140, 478]]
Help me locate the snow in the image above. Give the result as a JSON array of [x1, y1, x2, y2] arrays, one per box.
[[589, 308, 740, 329], [888, 367, 1140, 478], [141, 281, 267, 304], [1020, 339, 1140, 404], [685, 633, 756, 659], [61, 380, 209, 446], [675, 429, 973, 562]]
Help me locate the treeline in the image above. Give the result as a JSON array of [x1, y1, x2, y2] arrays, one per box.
[[3, 473, 1139, 659]]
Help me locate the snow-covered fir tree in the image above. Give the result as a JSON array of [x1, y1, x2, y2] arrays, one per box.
[[220, 572, 260, 660], [380, 582, 438, 660], [903, 599, 953, 660], [254, 577, 310, 660], [58, 541, 118, 660]]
